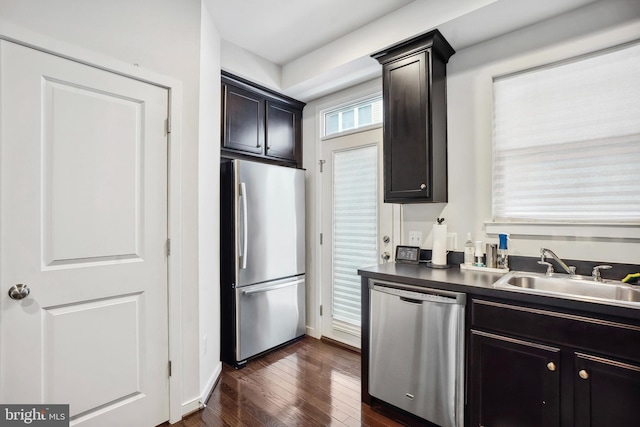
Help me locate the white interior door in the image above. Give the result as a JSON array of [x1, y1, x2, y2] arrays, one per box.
[[0, 41, 170, 426], [321, 127, 394, 348]]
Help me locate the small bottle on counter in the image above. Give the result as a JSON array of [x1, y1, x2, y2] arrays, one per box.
[[497, 233, 509, 270], [464, 233, 474, 266], [474, 240, 485, 267]]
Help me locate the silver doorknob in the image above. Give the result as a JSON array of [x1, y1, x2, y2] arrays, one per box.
[[8, 284, 30, 300]]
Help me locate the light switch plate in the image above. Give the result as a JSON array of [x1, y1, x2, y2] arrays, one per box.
[[447, 232, 457, 251]]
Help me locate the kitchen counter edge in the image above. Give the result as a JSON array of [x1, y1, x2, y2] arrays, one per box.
[[358, 263, 640, 322]]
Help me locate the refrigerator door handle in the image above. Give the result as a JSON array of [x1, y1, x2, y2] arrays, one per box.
[[241, 278, 305, 295], [239, 182, 248, 269]]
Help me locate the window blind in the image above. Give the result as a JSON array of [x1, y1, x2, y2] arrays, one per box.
[[332, 145, 378, 331], [493, 42, 640, 222]]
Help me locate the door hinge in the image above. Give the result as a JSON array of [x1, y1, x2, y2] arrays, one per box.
[[319, 160, 326, 173], [165, 117, 171, 134], [168, 360, 172, 377], [320, 305, 323, 316], [166, 238, 171, 256], [320, 233, 323, 245]]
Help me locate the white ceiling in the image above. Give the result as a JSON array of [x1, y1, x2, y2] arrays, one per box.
[[206, 0, 601, 100], [206, 0, 415, 65]]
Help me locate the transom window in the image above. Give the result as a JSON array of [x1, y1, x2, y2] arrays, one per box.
[[323, 96, 383, 137]]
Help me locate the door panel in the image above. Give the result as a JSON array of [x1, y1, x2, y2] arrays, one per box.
[[43, 295, 141, 414], [574, 352, 640, 427], [0, 41, 169, 426], [236, 275, 305, 361], [43, 78, 141, 265], [236, 160, 305, 287], [321, 127, 394, 348], [469, 330, 561, 427]]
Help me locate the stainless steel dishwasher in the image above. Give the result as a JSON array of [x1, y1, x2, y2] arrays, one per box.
[[369, 281, 466, 427]]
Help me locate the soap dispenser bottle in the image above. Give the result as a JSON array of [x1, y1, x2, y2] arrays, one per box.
[[464, 233, 474, 265], [497, 233, 509, 270]]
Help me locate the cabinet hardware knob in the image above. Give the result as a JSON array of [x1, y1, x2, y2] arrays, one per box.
[[257, 143, 262, 148], [547, 362, 556, 372], [578, 369, 589, 380], [420, 183, 427, 190]]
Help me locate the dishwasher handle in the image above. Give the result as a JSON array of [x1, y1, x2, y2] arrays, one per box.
[[400, 297, 424, 305]]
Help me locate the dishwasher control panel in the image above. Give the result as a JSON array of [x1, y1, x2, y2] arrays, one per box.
[[371, 283, 466, 305]]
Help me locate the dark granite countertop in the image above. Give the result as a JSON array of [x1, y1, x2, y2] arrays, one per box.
[[358, 262, 640, 323]]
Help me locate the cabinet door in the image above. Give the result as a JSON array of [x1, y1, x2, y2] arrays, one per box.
[[265, 99, 299, 162], [222, 83, 265, 155], [469, 330, 561, 427], [574, 352, 640, 427], [383, 52, 430, 202]]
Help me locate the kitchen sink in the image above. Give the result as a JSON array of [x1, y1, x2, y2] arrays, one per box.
[[493, 271, 640, 308]]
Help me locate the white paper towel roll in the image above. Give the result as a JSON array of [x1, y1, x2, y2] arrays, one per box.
[[432, 224, 447, 266]]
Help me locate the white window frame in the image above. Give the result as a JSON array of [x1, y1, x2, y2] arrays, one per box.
[[321, 94, 383, 139], [488, 41, 640, 240]]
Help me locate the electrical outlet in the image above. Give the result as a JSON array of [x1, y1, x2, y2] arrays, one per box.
[[408, 231, 423, 247]]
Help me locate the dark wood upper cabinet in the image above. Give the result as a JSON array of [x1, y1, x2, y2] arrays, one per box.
[[265, 99, 299, 161], [372, 30, 454, 203], [222, 83, 265, 155], [221, 71, 305, 167]]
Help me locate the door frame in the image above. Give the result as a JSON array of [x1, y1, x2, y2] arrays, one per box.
[[311, 86, 401, 343], [0, 33, 185, 424]]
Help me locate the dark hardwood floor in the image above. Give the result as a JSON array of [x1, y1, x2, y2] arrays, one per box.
[[173, 336, 405, 427]]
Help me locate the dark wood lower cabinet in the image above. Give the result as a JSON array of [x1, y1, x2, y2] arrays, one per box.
[[574, 352, 640, 427], [469, 330, 561, 427], [469, 298, 640, 427]]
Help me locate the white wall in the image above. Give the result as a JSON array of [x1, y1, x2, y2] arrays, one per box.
[[198, 0, 222, 405], [221, 40, 282, 92], [404, 0, 640, 265], [0, 0, 219, 417]]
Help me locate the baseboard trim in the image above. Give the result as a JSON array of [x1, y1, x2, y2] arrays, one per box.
[[320, 336, 361, 354], [200, 362, 222, 406], [305, 325, 319, 339], [181, 398, 201, 419]]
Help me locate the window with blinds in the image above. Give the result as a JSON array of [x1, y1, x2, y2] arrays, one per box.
[[493, 41, 640, 222], [332, 145, 378, 334]]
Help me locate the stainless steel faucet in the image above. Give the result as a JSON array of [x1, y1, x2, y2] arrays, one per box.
[[540, 248, 576, 275]]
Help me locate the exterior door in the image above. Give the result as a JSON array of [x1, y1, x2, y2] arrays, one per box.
[[0, 41, 170, 426], [321, 127, 394, 348]]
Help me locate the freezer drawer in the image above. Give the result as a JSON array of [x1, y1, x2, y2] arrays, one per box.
[[369, 283, 465, 427], [236, 275, 306, 362]]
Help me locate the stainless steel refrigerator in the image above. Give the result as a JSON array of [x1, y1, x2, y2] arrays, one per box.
[[220, 159, 305, 367]]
